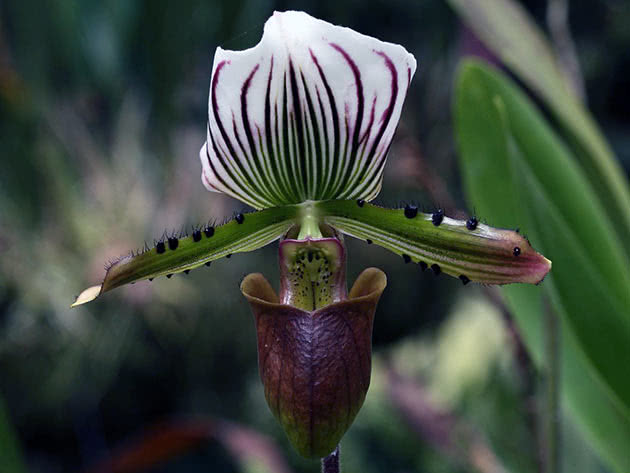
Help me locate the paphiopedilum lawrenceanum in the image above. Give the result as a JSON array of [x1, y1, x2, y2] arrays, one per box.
[[73, 11, 551, 460]]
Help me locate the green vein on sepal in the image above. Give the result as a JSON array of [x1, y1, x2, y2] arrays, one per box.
[[315, 200, 551, 285], [72, 205, 301, 307]]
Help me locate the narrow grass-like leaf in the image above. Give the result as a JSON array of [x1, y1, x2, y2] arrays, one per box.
[[455, 59, 630, 472], [447, 0, 630, 254], [72, 205, 300, 307], [315, 200, 550, 285], [503, 284, 630, 473], [0, 397, 26, 473]]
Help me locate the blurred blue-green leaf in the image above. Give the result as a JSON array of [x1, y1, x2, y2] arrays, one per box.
[[447, 0, 630, 255], [455, 59, 630, 473]]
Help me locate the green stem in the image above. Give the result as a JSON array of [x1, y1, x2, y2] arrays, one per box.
[[321, 445, 340, 473], [544, 299, 560, 473], [298, 202, 323, 239]]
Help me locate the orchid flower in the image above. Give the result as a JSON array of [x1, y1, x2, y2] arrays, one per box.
[[73, 11, 551, 460]]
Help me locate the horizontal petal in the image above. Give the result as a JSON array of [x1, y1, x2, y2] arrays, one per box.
[[71, 205, 301, 307], [315, 200, 552, 285], [200, 11, 417, 209]]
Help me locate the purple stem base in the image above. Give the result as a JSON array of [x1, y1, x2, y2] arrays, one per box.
[[321, 445, 340, 473]]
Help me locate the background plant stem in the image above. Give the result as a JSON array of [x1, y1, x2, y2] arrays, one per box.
[[543, 300, 560, 473], [321, 445, 340, 473]]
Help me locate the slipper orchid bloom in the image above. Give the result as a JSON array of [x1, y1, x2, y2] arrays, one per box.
[[73, 11, 551, 459]]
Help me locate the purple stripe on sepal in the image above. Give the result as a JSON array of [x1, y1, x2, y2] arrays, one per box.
[[329, 43, 364, 197], [351, 50, 399, 199], [300, 71, 324, 197], [264, 56, 290, 201], [211, 62, 240, 170], [310, 49, 341, 199], [281, 73, 300, 200], [210, 60, 264, 207], [359, 96, 377, 146], [315, 86, 331, 195], [241, 63, 280, 203], [288, 59, 308, 197], [206, 134, 251, 205]]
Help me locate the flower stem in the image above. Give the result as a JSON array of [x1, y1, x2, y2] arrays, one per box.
[[321, 445, 340, 473]]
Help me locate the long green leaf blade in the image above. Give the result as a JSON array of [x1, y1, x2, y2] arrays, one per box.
[[455, 59, 630, 472], [502, 284, 630, 473], [446, 0, 630, 254], [316, 200, 550, 285], [72, 205, 300, 307]]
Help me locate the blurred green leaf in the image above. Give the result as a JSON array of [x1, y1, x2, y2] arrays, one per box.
[[455, 59, 630, 473], [447, 0, 630, 255], [0, 397, 26, 473], [502, 284, 630, 473]]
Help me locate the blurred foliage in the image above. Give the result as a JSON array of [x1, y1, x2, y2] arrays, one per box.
[[452, 2, 630, 471], [455, 59, 630, 473], [0, 0, 628, 472], [448, 0, 630, 251]]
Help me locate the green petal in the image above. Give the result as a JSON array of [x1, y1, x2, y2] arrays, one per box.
[[72, 205, 300, 307], [315, 200, 551, 285]]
